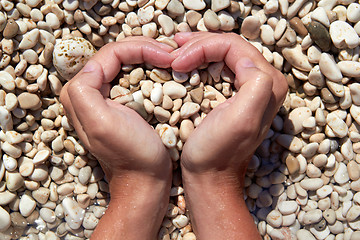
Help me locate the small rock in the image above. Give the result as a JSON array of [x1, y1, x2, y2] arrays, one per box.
[[282, 45, 312, 72], [18, 92, 41, 110], [329, 20, 359, 49], [211, 0, 230, 12], [334, 162, 350, 184], [266, 210, 283, 227], [3, 19, 19, 39], [62, 197, 85, 230], [0, 206, 11, 231], [183, 0, 206, 10], [163, 81, 187, 99], [19, 195, 36, 217], [241, 16, 261, 40], [53, 37, 96, 80], [307, 21, 331, 52], [289, 17, 308, 36]]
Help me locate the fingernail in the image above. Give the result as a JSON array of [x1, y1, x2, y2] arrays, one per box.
[[239, 57, 256, 68], [82, 60, 97, 73]]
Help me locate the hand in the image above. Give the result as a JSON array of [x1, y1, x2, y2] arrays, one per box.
[[172, 32, 288, 184], [60, 37, 175, 240], [171, 32, 288, 240]]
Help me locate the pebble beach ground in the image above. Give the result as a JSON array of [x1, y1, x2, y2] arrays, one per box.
[[0, 0, 360, 240]]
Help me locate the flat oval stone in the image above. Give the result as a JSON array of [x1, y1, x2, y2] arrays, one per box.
[[307, 21, 331, 52], [163, 81, 187, 99], [53, 37, 96, 80], [338, 61, 360, 78], [18, 92, 41, 110], [289, 17, 308, 36], [300, 178, 324, 190]]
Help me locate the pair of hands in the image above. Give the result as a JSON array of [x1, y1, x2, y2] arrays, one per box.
[[60, 32, 287, 240]]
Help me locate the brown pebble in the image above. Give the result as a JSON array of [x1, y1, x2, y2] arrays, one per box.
[[3, 19, 19, 39], [286, 154, 300, 175], [289, 17, 308, 37], [190, 88, 204, 104], [320, 88, 338, 104]]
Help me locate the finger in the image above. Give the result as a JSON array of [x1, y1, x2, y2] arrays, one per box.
[[99, 83, 111, 98], [227, 64, 274, 132], [66, 60, 111, 133], [59, 84, 91, 147], [172, 33, 267, 74], [118, 36, 175, 52], [91, 41, 175, 83], [171, 33, 210, 58]]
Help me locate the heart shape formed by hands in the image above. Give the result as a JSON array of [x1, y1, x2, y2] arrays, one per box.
[[60, 32, 287, 184], [60, 31, 287, 240]]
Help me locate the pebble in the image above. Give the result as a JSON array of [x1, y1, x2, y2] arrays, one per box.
[[19, 29, 39, 50], [0, 71, 15, 91], [163, 81, 187, 99], [62, 197, 85, 230], [266, 210, 283, 228], [296, 229, 316, 240], [284, 107, 312, 135], [159, 124, 177, 148], [82, 212, 99, 230], [0, 191, 16, 205], [329, 20, 359, 49], [334, 162, 350, 184], [3, 19, 19, 39], [53, 37, 96, 80], [319, 53, 343, 82], [300, 178, 324, 190], [18, 92, 41, 110], [183, 0, 206, 11], [282, 45, 312, 72], [180, 102, 200, 118], [289, 17, 308, 37], [6, 171, 24, 192], [203, 9, 221, 31], [0, 206, 11, 231], [326, 112, 348, 138], [19, 194, 36, 217], [0, 106, 13, 132], [241, 16, 261, 40], [158, 14, 175, 36], [347, 3, 360, 23], [307, 21, 331, 52], [278, 201, 298, 215], [338, 61, 360, 78]]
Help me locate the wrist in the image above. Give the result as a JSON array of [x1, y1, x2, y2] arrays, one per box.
[[181, 168, 261, 240], [92, 172, 172, 240]]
